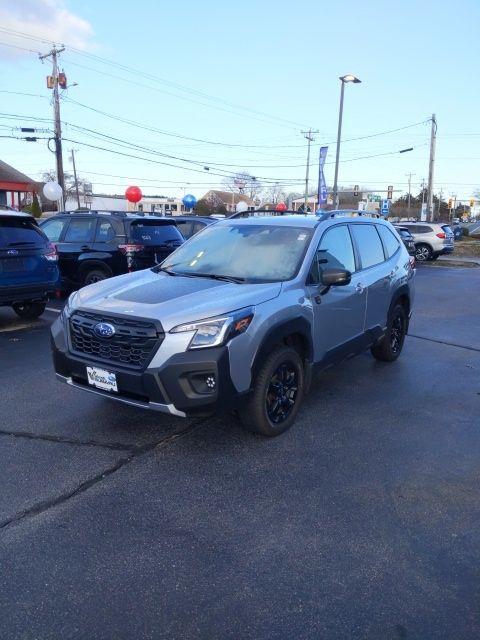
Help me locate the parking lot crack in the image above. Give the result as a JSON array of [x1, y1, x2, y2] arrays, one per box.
[[0, 418, 210, 532], [0, 429, 135, 452], [409, 334, 480, 353]]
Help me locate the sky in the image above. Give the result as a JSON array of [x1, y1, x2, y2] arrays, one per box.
[[1, 0, 479, 204]]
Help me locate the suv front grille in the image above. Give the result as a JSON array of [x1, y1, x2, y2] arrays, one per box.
[[69, 310, 163, 370]]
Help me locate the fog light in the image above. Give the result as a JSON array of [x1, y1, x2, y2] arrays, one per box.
[[206, 375, 216, 389]]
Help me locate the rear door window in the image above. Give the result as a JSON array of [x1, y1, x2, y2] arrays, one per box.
[[377, 225, 401, 258], [174, 220, 193, 239], [40, 218, 67, 242], [129, 221, 183, 245], [441, 225, 453, 235], [64, 218, 96, 243], [95, 220, 116, 242], [350, 224, 385, 269], [0, 217, 46, 248]]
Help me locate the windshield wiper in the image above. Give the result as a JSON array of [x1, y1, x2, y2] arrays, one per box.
[[184, 272, 246, 284], [155, 265, 178, 276]]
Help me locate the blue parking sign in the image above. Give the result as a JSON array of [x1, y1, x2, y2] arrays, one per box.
[[381, 200, 390, 215]]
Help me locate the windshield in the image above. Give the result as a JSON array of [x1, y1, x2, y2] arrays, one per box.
[[157, 223, 314, 283], [0, 217, 47, 248], [129, 221, 183, 245]]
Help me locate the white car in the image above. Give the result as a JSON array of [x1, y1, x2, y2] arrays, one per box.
[[402, 222, 454, 262]]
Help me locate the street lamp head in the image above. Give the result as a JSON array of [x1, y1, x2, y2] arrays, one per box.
[[340, 74, 361, 83]]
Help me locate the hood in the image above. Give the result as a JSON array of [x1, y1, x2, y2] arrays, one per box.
[[74, 269, 282, 331]]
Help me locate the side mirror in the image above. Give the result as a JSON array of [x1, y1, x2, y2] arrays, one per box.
[[321, 267, 351, 287]]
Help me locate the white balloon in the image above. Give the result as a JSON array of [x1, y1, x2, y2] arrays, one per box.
[[236, 201, 248, 213], [43, 181, 63, 201]]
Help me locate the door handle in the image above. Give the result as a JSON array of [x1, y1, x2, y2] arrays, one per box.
[[81, 245, 90, 251], [355, 283, 365, 294]]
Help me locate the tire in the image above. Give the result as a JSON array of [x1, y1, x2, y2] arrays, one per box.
[[414, 243, 433, 262], [12, 301, 46, 319], [371, 304, 407, 362], [239, 346, 305, 437], [430, 253, 439, 261], [82, 268, 108, 287]]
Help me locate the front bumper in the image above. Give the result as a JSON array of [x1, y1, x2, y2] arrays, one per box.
[[51, 316, 243, 418]]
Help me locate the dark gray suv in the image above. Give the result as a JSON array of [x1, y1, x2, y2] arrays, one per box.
[[51, 212, 415, 437]]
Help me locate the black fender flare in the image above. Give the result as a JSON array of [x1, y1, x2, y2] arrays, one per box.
[[251, 316, 314, 379]]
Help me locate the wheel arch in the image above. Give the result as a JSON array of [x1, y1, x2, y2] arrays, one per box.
[[77, 259, 113, 279], [252, 317, 313, 379]]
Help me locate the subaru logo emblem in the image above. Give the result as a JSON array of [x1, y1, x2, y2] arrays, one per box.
[[93, 322, 116, 339], [7, 249, 19, 256]]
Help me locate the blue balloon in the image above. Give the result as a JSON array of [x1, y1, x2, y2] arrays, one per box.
[[182, 194, 197, 209]]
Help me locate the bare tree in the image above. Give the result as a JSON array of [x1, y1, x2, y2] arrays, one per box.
[[222, 171, 262, 200]]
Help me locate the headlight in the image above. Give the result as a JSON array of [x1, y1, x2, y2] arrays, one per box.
[[170, 308, 254, 349], [63, 291, 79, 317]]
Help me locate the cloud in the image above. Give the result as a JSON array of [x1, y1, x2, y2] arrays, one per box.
[[0, 0, 94, 59]]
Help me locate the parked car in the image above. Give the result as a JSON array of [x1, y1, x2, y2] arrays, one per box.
[[52, 211, 415, 437], [0, 212, 59, 318], [401, 222, 454, 261], [40, 211, 184, 288], [172, 215, 216, 239], [452, 224, 463, 240], [393, 225, 416, 256]]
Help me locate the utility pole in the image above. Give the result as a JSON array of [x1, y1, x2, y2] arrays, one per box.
[[39, 45, 66, 208], [438, 188, 443, 220], [70, 149, 81, 209], [405, 172, 415, 214], [302, 129, 318, 211], [426, 114, 437, 222]]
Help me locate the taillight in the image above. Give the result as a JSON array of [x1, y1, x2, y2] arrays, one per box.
[[409, 255, 416, 269], [44, 242, 58, 261], [118, 244, 144, 254], [436, 232, 446, 239]]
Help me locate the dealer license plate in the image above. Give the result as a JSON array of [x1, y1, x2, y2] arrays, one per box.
[[86, 366, 118, 393]]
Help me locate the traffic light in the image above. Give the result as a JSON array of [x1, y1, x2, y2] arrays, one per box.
[[353, 185, 359, 196], [387, 185, 393, 199], [470, 198, 475, 208], [58, 72, 67, 89]]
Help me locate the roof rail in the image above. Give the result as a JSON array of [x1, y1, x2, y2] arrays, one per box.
[[317, 209, 383, 222], [59, 210, 138, 217], [229, 208, 311, 219]]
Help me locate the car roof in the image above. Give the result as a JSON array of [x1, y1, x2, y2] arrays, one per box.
[[174, 215, 214, 222], [217, 214, 320, 228], [0, 211, 35, 220]]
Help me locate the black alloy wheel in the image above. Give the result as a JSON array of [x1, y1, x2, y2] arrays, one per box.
[[265, 362, 299, 424]]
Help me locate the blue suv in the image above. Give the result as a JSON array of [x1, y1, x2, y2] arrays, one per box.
[[0, 212, 59, 318]]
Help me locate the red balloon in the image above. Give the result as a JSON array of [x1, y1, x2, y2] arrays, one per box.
[[125, 185, 142, 203], [276, 202, 287, 212]]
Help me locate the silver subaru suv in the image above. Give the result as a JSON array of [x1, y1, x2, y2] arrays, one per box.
[[51, 211, 415, 437]]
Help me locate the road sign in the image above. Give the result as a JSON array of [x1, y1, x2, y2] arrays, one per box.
[[381, 200, 390, 215]]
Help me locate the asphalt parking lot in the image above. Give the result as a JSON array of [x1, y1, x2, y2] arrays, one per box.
[[1, 265, 479, 640]]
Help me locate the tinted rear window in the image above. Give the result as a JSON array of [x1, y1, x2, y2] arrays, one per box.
[[441, 225, 453, 234], [396, 228, 412, 238], [0, 217, 46, 248], [129, 221, 183, 245]]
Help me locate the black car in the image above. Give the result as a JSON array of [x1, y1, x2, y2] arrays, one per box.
[[40, 211, 184, 288], [393, 225, 416, 256], [0, 212, 59, 318], [172, 215, 216, 239]]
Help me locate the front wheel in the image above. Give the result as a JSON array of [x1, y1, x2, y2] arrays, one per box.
[[239, 346, 304, 437], [12, 301, 46, 319], [371, 304, 407, 362]]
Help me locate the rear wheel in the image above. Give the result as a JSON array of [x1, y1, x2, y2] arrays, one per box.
[[415, 243, 433, 262], [239, 346, 304, 437], [371, 304, 407, 362], [12, 301, 46, 319], [82, 268, 108, 287]]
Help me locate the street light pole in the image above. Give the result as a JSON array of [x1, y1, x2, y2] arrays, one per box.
[[332, 75, 361, 209]]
